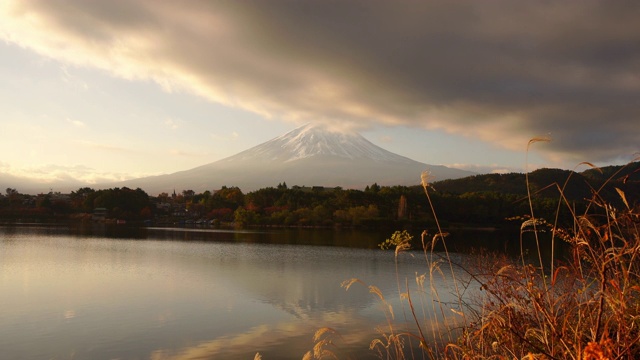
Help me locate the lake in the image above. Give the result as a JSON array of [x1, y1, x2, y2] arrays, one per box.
[[0, 224, 499, 359]]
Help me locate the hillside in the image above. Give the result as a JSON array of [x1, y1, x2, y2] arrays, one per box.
[[110, 124, 474, 194], [432, 163, 640, 206]]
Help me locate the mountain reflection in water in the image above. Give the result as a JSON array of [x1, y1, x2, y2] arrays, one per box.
[[0, 225, 470, 360]]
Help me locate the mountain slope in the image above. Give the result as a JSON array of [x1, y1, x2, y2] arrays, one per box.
[[220, 123, 416, 164], [113, 124, 474, 194], [432, 163, 640, 206]]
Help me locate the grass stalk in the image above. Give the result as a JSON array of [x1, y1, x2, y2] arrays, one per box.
[[306, 144, 639, 359]]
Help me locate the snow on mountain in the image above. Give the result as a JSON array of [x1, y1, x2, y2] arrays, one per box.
[[226, 123, 411, 163], [110, 124, 475, 194]]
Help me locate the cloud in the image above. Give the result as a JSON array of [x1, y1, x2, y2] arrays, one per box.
[[60, 66, 88, 90], [2, 1, 639, 165], [447, 163, 525, 175], [149, 312, 376, 360], [210, 131, 239, 142], [66, 118, 85, 127], [163, 118, 182, 130], [0, 161, 11, 172], [77, 140, 131, 153], [0, 163, 143, 184]]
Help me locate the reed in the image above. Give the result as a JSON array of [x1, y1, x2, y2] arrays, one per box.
[[449, 156, 640, 359], [305, 143, 640, 359]]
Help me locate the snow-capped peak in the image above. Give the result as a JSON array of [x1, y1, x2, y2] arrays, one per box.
[[111, 123, 475, 193], [229, 123, 413, 163]]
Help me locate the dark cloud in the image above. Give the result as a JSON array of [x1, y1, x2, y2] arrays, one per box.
[[2, 0, 639, 165]]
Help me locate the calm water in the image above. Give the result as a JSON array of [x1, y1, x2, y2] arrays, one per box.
[[0, 224, 474, 360]]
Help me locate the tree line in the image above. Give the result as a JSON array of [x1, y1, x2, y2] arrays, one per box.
[[2, 163, 637, 227]]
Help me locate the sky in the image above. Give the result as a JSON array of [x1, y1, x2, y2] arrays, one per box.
[[1, 1, 639, 189]]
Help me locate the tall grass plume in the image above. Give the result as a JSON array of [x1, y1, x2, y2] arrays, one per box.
[[303, 142, 639, 359]]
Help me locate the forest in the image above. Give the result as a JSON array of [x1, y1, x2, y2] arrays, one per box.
[[1, 163, 638, 229]]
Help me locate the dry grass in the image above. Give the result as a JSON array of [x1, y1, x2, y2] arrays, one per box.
[[450, 157, 640, 359], [304, 144, 640, 359], [303, 327, 354, 360]]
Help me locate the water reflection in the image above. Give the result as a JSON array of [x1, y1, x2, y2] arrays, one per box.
[[35, 223, 393, 248], [1, 225, 469, 360]]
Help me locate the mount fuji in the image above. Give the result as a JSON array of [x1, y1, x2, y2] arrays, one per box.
[[113, 124, 474, 194]]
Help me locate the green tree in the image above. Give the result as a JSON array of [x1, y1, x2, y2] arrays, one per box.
[[334, 205, 379, 226], [85, 187, 151, 220], [5, 188, 22, 208], [234, 206, 258, 227], [70, 187, 95, 212]]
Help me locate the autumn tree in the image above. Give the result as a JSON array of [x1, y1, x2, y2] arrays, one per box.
[[209, 186, 244, 210]]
